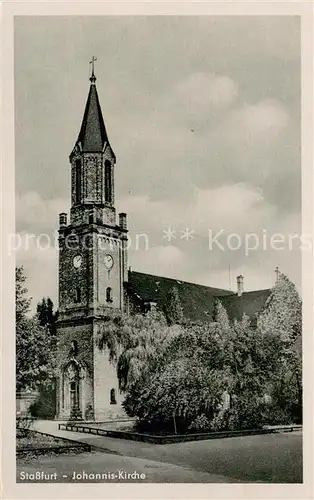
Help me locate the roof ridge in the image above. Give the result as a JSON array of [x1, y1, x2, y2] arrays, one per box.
[[129, 270, 235, 294]]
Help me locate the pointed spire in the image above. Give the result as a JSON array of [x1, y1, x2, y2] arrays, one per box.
[[73, 60, 114, 156]]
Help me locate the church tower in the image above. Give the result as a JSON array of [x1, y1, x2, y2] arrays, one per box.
[[56, 62, 128, 421]]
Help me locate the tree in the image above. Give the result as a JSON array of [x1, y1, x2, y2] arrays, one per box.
[[37, 297, 56, 330], [215, 300, 231, 334], [16, 266, 31, 321], [96, 310, 180, 392], [122, 315, 233, 432], [16, 267, 56, 392], [258, 272, 302, 342], [125, 356, 227, 433], [222, 314, 273, 429], [164, 286, 184, 325], [36, 297, 58, 349], [256, 272, 302, 423]]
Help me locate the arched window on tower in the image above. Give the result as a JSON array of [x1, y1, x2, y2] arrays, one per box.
[[105, 160, 112, 203], [75, 159, 81, 203], [110, 388, 117, 405], [106, 287, 113, 303], [74, 287, 81, 303]]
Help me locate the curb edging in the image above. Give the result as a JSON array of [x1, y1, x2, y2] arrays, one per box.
[[58, 423, 302, 445]]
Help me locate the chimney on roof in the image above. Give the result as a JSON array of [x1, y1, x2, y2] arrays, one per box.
[[236, 275, 244, 297]]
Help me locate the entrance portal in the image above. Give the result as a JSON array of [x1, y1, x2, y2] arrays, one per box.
[[64, 361, 82, 420]]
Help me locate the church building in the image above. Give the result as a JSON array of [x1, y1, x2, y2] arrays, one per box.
[[56, 67, 271, 421]]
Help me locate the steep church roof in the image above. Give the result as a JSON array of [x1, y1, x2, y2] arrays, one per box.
[[127, 270, 271, 323], [127, 270, 233, 322], [73, 70, 114, 157]]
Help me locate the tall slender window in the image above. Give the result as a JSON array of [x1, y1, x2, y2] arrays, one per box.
[[110, 388, 117, 405], [74, 287, 81, 303], [106, 287, 113, 303], [75, 159, 81, 203], [105, 160, 112, 203]]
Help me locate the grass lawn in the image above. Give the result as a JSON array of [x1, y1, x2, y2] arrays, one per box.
[[16, 429, 90, 462], [17, 430, 75, 450]]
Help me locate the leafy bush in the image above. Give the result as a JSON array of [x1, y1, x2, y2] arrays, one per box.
[[29, 384, 56, 419], [16, 416, 34, 438], [188, 414, 210, 432]]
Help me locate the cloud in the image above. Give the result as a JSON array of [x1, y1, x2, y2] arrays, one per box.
[[130, 245, 187, 279], [226, 99, 289, 144], [15, 231, 58, 310], [120, 182, 271, 241], [175, 72, 239, 113], [16, 191, 68, 234]]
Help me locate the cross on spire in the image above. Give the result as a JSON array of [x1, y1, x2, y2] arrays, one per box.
[[89, 56, 97, 83]]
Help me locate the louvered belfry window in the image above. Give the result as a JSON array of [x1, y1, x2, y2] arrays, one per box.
[[75, 159, 81, 203], [105, 160, 112, 203]]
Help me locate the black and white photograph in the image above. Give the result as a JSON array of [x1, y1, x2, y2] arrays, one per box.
[[2, 5, 313, 496]]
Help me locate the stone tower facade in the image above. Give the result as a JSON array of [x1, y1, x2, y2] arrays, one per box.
[[55, 68, 128, 421]]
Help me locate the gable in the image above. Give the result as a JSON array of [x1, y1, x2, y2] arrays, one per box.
[[219, 289, 271, 322]]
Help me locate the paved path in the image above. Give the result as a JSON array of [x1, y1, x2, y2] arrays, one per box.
[[19, 420, 302, 483]]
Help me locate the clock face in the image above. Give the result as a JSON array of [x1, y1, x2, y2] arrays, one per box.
[[73, 255, 82, 269], [104, 254, 114, 269]]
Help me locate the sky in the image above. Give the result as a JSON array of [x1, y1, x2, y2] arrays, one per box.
[[14, 16, 301, 310]]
